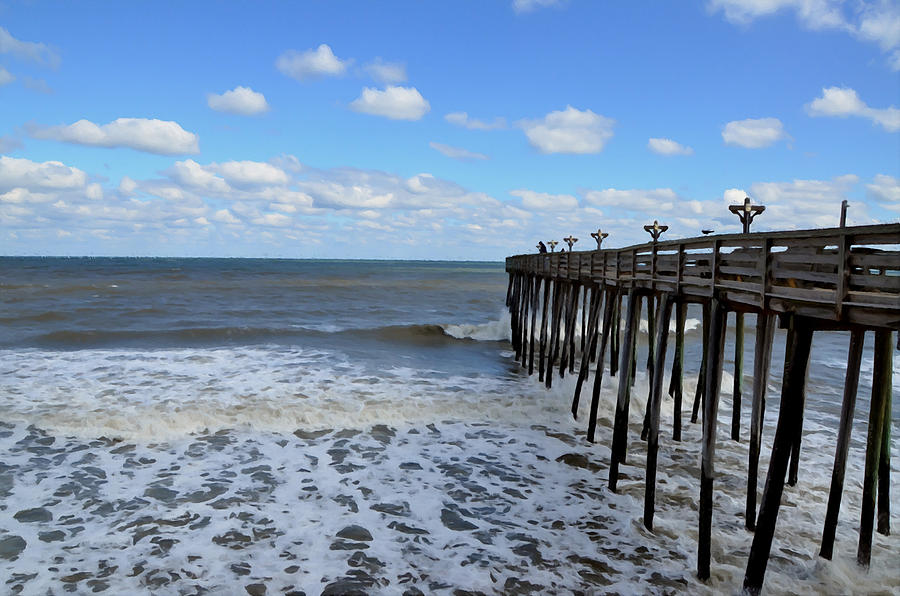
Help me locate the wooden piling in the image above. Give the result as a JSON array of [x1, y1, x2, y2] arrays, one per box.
[[519, 274, 531, 367], [642, 294, 660, 441], [731, 311, 744, 441], [877, 332, 892, 536], [587, 288, 616, 443], [743, 315, 813, 594], [669, 300, 686, 441], [546, 280, 565, 389], [698, 297, 727, 580], [857, 329, 892, 566], [572, 286, 603, 418], [746, 312, 775, 531], [820, 328, 864, 559], [609, 287, 640, 492], [538, 278, 551, 382], [610, 292, 621, 377], [581, 284, 588, 354], [528, 276, 541, 376], [644, 293, 674, 530], [787, 362, 808, 487], [691, 302, 711, 424]]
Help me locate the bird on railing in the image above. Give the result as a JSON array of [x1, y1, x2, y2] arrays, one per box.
[[702, 229, 715, 235]]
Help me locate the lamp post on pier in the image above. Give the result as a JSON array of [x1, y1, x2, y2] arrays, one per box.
[[644, 220, 668, 243], [729, 197, 765, 234], [563, 235, 578, 252], [591, 229, 608, 249], [548, 240, 558, 252]]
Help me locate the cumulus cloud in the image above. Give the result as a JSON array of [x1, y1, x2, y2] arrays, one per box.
[[722, 117, 787, 148], [520, 106, 615, 154], [350, 86, 430, 120], [510, 189, 578, 211], [276, 44, 348, 80], [866, 174, 900, 210], [429, 142, 488, 161], [648, 137, 694, 156], [364, 59, 407, 84], [0, 156, 87, 191], [806, 86, 900, 132], [207, 86, 270, 116], [583, 187, 682, 212], [0, 26, 59, 67], [0, 66, 13, 86], [31, 118, 200, 155], [445, 112, 506, 130], [709, 0, 900, 70], [513, 0, 564, 14], [747, 174, 866, 227]]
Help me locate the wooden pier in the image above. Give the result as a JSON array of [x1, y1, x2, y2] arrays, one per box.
[[505, 222, 899, 593]]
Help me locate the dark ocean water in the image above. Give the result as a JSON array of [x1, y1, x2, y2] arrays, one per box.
[[0, 257, 896, 594]]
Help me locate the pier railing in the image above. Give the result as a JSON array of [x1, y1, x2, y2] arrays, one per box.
[[504, 222, 898, 594], [507, 223, 900, 329]]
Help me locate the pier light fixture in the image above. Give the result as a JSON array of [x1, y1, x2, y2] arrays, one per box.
[[590, 229, 608, 249], [548, 240, 558, 252], [643, 220, 668, 243], [729, 197, 765, 234], [563, 235, 578, 252]]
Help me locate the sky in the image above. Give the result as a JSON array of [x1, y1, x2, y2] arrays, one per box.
[[1, 0, 898, 260]]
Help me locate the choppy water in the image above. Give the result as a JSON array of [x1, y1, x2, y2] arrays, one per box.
[[0, 257, 897, 595]]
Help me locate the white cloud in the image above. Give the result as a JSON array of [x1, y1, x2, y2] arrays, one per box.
[[867, 174, 900, 210], [31, 118, 199, 155], [0, 156, 87, 191], [167, 160, 231, 193], [0, 135, 23, 153], [510, 189, 578, 211], [520, 106, 615, 154], [364, 59, 407, 84], [806, 86, 900, 132], [747, 175, 866, 227], [583, 187, 681, 212], [513, 0, 564, 14], [445, 112, 506, 130], [722, 117, 787, 148], [648, 137, 694, 156], [429, 142, 488, 161], [710, 0, 900, 70], [0, 66, 13, 86], [119, 176, 138, 196], [214, 161, 289, 186], [350, 86, 430, 120], [0, 26, 59, 67], [212, 209, 241, 224], [207, 86, 270, 116], [276, 44, 348, 81]]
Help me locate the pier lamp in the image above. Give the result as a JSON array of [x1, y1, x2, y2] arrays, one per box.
[[563, 235, 578, 252], [643, 220, 668, 243], [729, 197, 765, 234], [590, 229, 608, 249], [548, 240, 559, 252]]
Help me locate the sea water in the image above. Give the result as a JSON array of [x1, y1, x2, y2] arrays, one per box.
[[0, 257, 897, 595]]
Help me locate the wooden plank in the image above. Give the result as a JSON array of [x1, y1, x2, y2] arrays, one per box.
[[848, 274, 900, 291], [849, 252, 900, 269], [743, 316, 814, 594], [719, 265, 761, 277], [820, 328, 864, 559], [717, 279, 763, 293], [766, 287, 837, 304], [771, 252, 840, 265]]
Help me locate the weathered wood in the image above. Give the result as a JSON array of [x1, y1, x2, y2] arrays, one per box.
[[698, 297, 727, 581], [609, 288, 640, 492], [641, 293, 658, 441], [528, 276, 540, 376], [877, 347, 891, 537], [610, 292, 621, 377], [669, 300, 686, 441], [644, 293, 674, 530], [691, 301, 711, 424], [519, 274, 531, 367], [546, 281, 565, 389], [538, 277, 551, 382], [746, 312, 775, 531], [581, 284, 588, 354], [858, 329, 892, 566], [787, 360, 808, 487], [743, 316, 814, 594], [819, 328, 864, 559], [588, 289, 616, 443], [731, 311, 744, 441], [572, 286, 603, 419]]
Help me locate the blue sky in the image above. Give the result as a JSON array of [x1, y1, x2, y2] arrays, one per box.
[[1, 0, 898, 259]]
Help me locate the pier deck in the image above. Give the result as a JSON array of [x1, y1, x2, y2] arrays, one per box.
[[504, 223, 898, 593]]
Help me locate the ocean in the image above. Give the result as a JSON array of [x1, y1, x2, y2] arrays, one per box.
[[0, 256, 897, 595]]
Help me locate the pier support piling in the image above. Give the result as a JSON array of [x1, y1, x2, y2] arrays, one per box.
[[609, 288, 640, 492], [732, 311, 744, 441], [746, 312, 775, 531], [644, 294, 674, 531]]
